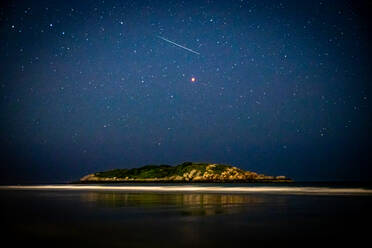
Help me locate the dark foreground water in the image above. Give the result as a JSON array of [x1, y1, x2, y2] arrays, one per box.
[[1, 183, 372, 247]]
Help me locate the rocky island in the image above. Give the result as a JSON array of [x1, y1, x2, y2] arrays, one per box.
[[80, 162, 292, 183]]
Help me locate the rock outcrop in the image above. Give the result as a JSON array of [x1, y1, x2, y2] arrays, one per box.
[[79, 162, 292, 183]]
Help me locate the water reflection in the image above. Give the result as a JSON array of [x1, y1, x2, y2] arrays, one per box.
[[1, 189, 370, 247], [81, 192, 275, 216]]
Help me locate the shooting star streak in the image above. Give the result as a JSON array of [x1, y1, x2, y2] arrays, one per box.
[[157, 36, 200, 55]]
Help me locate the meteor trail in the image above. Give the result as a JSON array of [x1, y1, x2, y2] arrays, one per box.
[[157, 36, 200, 55]]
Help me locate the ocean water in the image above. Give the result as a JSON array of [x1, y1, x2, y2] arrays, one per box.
[[1, 183, 372, 247]]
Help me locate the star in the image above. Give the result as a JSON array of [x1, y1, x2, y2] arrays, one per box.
[[191, 77, 196, 82]]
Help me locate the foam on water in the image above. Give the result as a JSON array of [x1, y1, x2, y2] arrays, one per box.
[[1, 185, 372, 195]]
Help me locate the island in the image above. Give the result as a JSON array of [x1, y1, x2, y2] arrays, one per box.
[[79, 162, 292, 183]]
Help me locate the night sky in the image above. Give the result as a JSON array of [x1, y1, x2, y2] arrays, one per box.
[[1, 0, 371, 183]]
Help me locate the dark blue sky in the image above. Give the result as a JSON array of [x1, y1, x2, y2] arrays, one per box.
[[1, 0, 371, 183]]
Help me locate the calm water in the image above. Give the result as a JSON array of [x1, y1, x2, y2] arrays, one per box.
[[1, 183, 372, 247]]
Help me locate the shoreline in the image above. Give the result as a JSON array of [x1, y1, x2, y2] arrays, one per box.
[[75, 179, 294, 184]]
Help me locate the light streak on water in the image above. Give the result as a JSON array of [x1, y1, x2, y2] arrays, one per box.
[[1, 185, 372, 195]]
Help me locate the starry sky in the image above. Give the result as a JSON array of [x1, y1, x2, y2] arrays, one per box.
[[0, 0, 371, 183]]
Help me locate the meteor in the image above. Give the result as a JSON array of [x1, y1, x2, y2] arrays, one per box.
[[157, 36, 200, 55]]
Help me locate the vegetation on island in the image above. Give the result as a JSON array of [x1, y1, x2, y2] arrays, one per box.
[[80, 162, 292, 183]]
